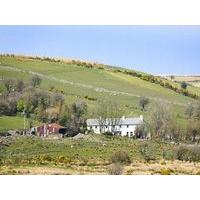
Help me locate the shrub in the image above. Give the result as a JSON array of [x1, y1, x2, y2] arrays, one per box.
[[110, 150, 131, 164], [30, 75, 42, 87], [181, 81, 187, 89], [159, 168, 172, 175], [139, 143, 156, 162], [103, 131, 113, 136], [108, 163, 123, 175], [176, 145, 200, 162]]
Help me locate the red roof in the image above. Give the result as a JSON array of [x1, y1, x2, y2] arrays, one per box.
[[48, 123, 63, 129]]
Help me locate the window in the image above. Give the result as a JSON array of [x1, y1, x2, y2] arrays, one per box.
[[90, 126, 92, 129], [127, 125, 129, 128], [95, 126, 97, 129], [119, 125, 122, 128], [106, 126, 108, 128], [126, 132, 129, 136]]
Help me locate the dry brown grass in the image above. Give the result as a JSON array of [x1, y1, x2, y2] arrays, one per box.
[[1, 160, 200, 175], [124, 160, 200, 175]]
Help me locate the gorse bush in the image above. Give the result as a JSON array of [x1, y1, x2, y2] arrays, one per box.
[[159, 168, 173, 175], [176, 145, 200, 162], [110, 150, 131, 164]]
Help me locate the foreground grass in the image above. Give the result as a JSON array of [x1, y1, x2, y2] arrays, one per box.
[[1, 135, 200, 175], [0, 134, 173, 174]]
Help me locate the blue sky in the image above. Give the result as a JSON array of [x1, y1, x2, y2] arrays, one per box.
[[0, 25, 200, 75]]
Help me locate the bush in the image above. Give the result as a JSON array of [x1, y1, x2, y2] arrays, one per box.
[[159, 168, 172, 175], [176, 145, 200, 162], [110, 151, 131, 164], [108, 163, 123, 175], [181, 81, 187, 89], [139, 143, 156, 162], [30, 75, 42, 87], [103, 131, 113, 136]]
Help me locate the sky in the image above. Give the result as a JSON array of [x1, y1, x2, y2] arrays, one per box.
[[0, 25, 200, 75]]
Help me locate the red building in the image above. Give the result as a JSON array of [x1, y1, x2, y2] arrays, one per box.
[[32, 123, 64, 137]]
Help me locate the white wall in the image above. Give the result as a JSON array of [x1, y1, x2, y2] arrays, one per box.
[[87, 124, 138, 137]]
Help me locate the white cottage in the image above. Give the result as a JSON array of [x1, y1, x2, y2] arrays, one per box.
[[86, 115, 144, 137]]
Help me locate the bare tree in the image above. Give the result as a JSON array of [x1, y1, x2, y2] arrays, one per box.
[[139, 97, 150, 111], [3, 79, 15, 93], [150, 103, 174, 139], [96, 101, 123, 133], [107, 102, 123, 132], [30, 75, 42, 87], [96, 101, 109, 133]]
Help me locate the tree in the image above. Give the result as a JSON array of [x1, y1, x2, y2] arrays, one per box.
[[184, 119, 200, 143], [16, 80, 25, 92], [30, 75, 42, 87], [72, 101, 87, 119], [17, 99, 25, 112], [170, 75, 175, 81], [96, 101, 123, 133], [139, 97, 149, 111], [107, 102, 123, 132], [34, 104, 48, 123], [71, 101, 87, 133], [181, 81, 187, 89], [3, 79, 15, 93], [135, 124, 148, 138], [150, 103, 173, 139]]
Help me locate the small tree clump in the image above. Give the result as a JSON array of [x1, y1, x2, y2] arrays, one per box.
[[181, 81, 187, 89], [139, 97, 149, 111]]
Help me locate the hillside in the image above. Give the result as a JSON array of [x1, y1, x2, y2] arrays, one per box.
[[0, 54, 200, 130], [0, 54, 200, 175], [165, 75, 200, 88]]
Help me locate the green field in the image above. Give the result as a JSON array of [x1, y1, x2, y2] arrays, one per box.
[[0, 116, 38, 131], [0, 56, 199, 107]]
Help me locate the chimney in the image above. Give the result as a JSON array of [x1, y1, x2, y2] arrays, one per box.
[[140, 115, 143, 121]]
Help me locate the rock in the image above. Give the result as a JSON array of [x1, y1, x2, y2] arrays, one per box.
[[73, 133, 85, 139]]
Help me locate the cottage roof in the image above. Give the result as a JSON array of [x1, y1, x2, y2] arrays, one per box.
[[86, 117, 143, 126], [48, 123, 63, 129]]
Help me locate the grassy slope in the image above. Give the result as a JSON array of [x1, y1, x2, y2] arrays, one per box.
[[0, 55, 199, 128]]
